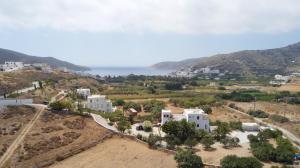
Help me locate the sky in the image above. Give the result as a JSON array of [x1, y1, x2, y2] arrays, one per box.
[[0, 0, 300, 67]]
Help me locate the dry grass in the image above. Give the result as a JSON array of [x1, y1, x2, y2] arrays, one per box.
[[50, 136, 177, 168], [209, 106, 254, 123], [232, 101, 300, 121], [4, 111, 112, 168], [0, 106, 36, 157]]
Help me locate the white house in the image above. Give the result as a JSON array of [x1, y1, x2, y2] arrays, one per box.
[[76, 88, 91, 99], [0, 62, 24, 72], [270, 74, 290, 85], [32, 63, 53, 73], [161, 109, 210, 132], [85, 95, 114, 112]]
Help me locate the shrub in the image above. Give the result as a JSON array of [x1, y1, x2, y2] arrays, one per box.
[[136, 133, 143, 140], [229, 103, 237, 109], [113, 99, 125, 106], [174, 149, 204, 168], [248, 110, 269, 118], [220, 137, 240, 148], [49, 101, 73, 111], [269, 114, 289, 123], [229, 121, 242, 131], [142, 100, 165, 118], [251, 142, 275, 161], [201, 105, 212, 114], [123, 102, 141, 111], [221, 155, 263, 168], [147, 133, 161, 148], [143, 120, 153, 132], [218, 86, 226, 90], [165, 82, 183, 90]]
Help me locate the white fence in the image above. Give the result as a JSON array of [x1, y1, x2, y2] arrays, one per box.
[[0, 99, 33, 106]]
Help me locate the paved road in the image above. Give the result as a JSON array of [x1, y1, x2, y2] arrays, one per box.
[[0, 105, 45, 167], [225, 106, 300, 149], [90, 113, 119, 132]]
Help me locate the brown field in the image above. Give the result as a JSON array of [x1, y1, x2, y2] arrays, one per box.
[[209, 106, 254, 123], [196, 143, 252, 165], [0, 106, 36, 158], [50, 136, 177, 168], [232, 101, 300, 121], [4, 110, 112, 168], [277, 83, 300, 92]]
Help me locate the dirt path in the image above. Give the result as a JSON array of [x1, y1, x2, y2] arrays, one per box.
[[0, 105, 45, 167]]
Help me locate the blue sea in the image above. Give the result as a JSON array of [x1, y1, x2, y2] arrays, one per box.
[[86, 67, 172, 76]]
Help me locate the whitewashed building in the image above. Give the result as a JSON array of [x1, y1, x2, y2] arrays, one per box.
[[85, 95, 114, 112], [161, 109, 210, 132], [76, 88, 91, 99], [242, 123, 260, 131], [32, 63, 53, 73], [270, 74, 290, 85], [0, 62, 24, 72]]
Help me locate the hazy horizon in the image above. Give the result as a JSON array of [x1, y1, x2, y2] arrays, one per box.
[[1, 0, 300, 67]]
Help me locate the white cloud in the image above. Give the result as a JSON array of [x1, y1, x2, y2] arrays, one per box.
[[0, 0, 300, 34]]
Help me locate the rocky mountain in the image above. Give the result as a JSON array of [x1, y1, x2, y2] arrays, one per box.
[[0, 48, 89, 71], [152, 42, 300, 76]]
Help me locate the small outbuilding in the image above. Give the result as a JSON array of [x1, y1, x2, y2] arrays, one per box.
[[127, 108, 138, 116], [242, 123, 260, 131]]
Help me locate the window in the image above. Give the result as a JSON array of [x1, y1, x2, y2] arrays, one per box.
[[197, 124, 199, 127], [205, 125, 207, 129], [197, 116, 200, 120]]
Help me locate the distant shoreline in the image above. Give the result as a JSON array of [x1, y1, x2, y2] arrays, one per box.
[[85, 66, 172, 76]]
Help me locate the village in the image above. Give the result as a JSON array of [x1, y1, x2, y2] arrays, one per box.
[[0, 64, 300, 168]]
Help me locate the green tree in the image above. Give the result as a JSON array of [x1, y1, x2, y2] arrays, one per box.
[[221, 155, 263, 168], [162, 119, 196, 145], [213, 122, 230, 141], [201, 135, 214, 150], [123, 102, 141, 111], [147, 133, 161, 148], [49, 100, 73, 111], [174, 149, 203, 168], [143, 120, 153, 132], [117, 116, 131, 133], [251, 142, 275, 161], [184, 137, 198, 149], [113, 99, 125, 106], [201, 105, 212, 114]]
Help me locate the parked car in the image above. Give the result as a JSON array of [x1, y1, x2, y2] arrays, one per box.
[[136, 125, 143, 131]]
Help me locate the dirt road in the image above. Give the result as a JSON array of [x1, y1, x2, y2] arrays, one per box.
[[0, 105, 45, 167]]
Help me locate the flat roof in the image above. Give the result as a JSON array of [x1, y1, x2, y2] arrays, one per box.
[[242, 123, 259, 126], [87, 95, 106, 98]]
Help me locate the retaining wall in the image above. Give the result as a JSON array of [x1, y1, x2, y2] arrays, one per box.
[[0, 99, 33, 106]]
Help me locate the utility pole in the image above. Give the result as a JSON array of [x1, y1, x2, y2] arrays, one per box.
[[253, 97, 256, 111]]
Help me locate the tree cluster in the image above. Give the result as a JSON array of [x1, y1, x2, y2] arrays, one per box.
[[248, 129, 295, 164], [221, 155, 263, 168]]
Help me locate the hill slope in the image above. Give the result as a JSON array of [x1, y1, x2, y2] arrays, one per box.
[[152, 42, 300, 75], [0, 48, 89, 71]]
